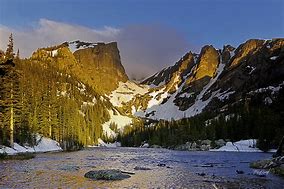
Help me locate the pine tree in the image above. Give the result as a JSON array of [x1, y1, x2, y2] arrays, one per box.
[[0, 62, 21, 147], [16, 49, 20, 60], [5, 33, 14, 61]]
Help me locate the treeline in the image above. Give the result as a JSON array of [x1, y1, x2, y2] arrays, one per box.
[[119, 89, 284, 151], [0, 34, 111, 150]]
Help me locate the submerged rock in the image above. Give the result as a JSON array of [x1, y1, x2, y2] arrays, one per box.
[[134, 166, 151, 170], [157, 163, 166, 167], [200, 164, 214, 168], [150, 145, 162, 148], [59, 165, 80, 171], [236, 170, 244, 174], [197, 172, 206, 177], [84, 169, 131, 180]]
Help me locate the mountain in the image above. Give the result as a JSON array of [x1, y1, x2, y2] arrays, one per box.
[[31, 41, 128, 94], [0, 40, 134, 150], [112, 39, 284, 121], [111, 38, 284, 149], [1, 37, 283, 150]]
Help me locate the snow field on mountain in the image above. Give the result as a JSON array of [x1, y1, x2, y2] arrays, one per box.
[[102, 110, 133, 137], [135, 62, 227, 120], [108, 81, 149, 107]]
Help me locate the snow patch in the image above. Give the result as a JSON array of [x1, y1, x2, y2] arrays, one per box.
[[229, 50, 235, 58], [33, 135, 62, 152], [108, 81, 149, 107], [97, 138, 121, 147], [210, 139, 262, 152], [249, 81, 284, 95], [0, 135, 62, 155], [68, 41, 98, 53], [270, 56, 278, 60], [246, 66, 256, 74], [51, 49, 58, 57], [216, 89, 235, 102], [102, 110, 132, 137]]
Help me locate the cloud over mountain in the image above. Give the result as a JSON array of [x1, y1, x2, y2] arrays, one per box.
[[0, 19, 192, 78]]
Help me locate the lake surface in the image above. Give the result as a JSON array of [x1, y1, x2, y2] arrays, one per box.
[[0, 147, 283, 189]]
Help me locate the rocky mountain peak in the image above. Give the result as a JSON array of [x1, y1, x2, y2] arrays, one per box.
[[229, 39, 265, 68], [221, 45, 235, 64], [117, 38, 284, 121], [73, 41, 128, 90], [30, 41, 128, 94], [141, 51, 196, 87], [186, 45, 220, 85]]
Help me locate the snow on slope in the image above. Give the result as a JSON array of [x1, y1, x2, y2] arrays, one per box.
[[68, 41, 98, 53], [108, 81, 149, 107], [0, 135, 62, 155], [210, 139, 262, 152], [135, 62, 226, 120], [97, 138, 121, 147], [102, 109, 133, 137]]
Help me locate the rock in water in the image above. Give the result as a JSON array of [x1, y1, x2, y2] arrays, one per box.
[[236, 170, 244, 174], [157, 163, 166, 167], [134, 166, 152, 170], [59, 165, 80, 171], [84, 169, 131, 180]]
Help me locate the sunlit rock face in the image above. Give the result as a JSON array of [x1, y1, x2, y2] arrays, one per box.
[[229, 39, 265, 68], [186, 45, 220, 84], [73, 42, 128, 93], [170, 46, 220, 110], [31, 42, 128, 94]]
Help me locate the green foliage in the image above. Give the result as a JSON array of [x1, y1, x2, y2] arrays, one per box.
[[0, 54, 111, 149], [257, 138, 270, 152], [110, 122, 118, 133], [0, 152, 8, 159], [0, 153, 35, 161]]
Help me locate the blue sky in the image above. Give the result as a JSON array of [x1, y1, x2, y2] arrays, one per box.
[[0, 0, 283, 78]]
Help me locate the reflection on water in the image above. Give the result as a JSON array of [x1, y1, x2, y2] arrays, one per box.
[[0, 148, 283, 188]]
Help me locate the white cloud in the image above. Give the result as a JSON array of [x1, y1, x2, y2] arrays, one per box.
[[0, 19, 192, 78]]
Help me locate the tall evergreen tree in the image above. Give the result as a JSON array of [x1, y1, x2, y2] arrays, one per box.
[[5, 33, 14, 61]]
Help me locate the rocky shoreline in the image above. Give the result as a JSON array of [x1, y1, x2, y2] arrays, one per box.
[[250, 156, 284, 177], [142, 139, 268, 152]]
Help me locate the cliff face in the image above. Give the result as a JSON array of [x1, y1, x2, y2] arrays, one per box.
[[31, 41, 128, 94], [73, 42, 128, 93]]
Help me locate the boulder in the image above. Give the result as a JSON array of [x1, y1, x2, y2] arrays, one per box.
[[84, 169, 131, 180], [215, 139, 226, 148], [201, 140, 211, 145], [59, 165, 80, 171], [200, 144, 210, 151], [191, 142, 197, 149]]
